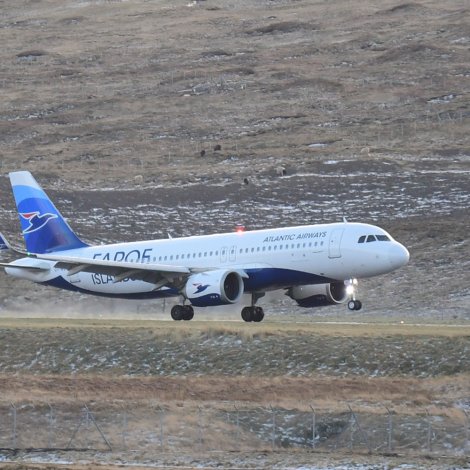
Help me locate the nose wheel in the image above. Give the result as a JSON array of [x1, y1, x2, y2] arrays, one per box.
[[348, 299, 362, 311], [346, 279, 362, 311]]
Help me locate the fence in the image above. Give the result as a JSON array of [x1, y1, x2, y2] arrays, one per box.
[[0, 402, 468, 457]]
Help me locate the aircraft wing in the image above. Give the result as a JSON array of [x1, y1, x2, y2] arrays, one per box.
[[31, 252, 191, 287]]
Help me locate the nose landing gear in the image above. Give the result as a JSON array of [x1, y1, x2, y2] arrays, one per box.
[[348, 299, 362, 311], [346, 279, 362, 311]]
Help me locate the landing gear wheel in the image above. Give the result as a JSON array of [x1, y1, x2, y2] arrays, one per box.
[[253, 306, 264, 322], [241, 306, 265, 322], [171, 305, 185, 321], [241, 306, 253, 322], [182, 305, 194, 320], [348, 300, 362, 311]]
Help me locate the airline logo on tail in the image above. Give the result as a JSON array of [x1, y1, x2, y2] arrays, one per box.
[[20, 211, 58, 234]]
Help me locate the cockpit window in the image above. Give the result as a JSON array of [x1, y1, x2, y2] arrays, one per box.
[[376, 235, 390, 241], [359, 234, 391, 243]]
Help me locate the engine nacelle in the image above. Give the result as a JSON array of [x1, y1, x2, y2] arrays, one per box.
[[287, 282, 348, 308], [184, 270, 244, 307]]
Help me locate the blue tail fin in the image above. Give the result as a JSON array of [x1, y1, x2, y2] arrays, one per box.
[[9, 171, 88, 254]]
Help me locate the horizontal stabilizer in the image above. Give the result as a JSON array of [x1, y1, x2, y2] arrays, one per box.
[[0, 232, 27, 255], [0, 262, 49, 271]]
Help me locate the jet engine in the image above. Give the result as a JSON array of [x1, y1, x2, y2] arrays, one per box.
[[184, 270, 244, 307], [287, 282, 348, 308]]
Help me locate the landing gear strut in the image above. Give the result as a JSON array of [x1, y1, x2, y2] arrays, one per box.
[[241, 293, 265, 322], [171, 304, 194, 321], [346, 279, 362, 311]]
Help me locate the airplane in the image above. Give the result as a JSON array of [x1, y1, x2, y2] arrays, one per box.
[[0, 171, 409, 322]]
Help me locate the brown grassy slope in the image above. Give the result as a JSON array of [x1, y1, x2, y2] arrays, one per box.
[[0, 0, 468, 186]]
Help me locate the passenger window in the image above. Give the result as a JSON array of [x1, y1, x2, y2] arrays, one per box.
[[366, 235, 376, 243], [358, 236, 366, 243]]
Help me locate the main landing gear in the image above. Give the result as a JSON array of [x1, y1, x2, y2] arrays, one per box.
[[241, 306, 265, 322], [171, 304, 194, 321], [346, 278, 362, 311], [241, 292, 266, 322]]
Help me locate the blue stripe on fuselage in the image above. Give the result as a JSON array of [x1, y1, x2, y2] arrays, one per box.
[[243, 267, 335, 291], [41, 268, 336, 301]]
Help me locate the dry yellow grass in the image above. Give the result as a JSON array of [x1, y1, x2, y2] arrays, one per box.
[[0, 317, 469, 337]]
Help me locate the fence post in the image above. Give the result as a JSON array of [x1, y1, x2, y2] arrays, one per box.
[[310, 405, 316, 449], [349, 406, 354, 451], [234, 403, 240, 447], [48, 403, 54, 448], [10, 403, 17, 449], [426, 409, 433, 453], [198, 406, 204, 449], [385, 406, 393, 452], [122, 411, 127, 450], [157, 405, 164, 449], [270, 405, 276, 449], [84, 405, 112, 451], [348, 405, 371, 453]]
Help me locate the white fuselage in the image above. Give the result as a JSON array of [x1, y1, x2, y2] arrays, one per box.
[[6, 222, 409, 299]]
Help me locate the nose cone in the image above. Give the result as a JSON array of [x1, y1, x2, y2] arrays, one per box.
[[388, 243, 410, 269]]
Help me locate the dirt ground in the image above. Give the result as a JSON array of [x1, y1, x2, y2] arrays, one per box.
[[0, 0, 469, 468]]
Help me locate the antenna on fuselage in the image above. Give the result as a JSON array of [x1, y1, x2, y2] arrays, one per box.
[[342, 216, 348, 223]]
